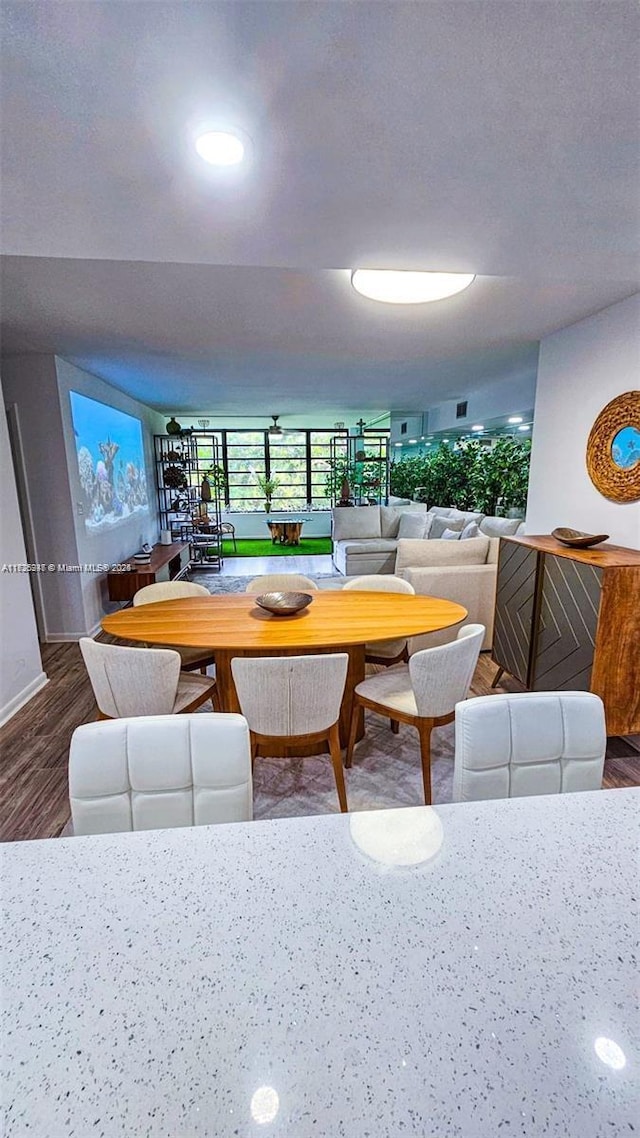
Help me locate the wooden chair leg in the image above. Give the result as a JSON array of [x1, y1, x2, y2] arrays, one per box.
[[390, 718, 400, 734], [250, 732, 258, 771], [491, 666, 504, 689], [345, 697, 361, 769], [417, 719, 435, 805], [328, 723, 348, 813]]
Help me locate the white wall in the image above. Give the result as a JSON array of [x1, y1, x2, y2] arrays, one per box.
[[220, 508, 331, 539], [426, 371, 537, 433], [2, 355, 164, 638], [2, 355, 86, 638], [0, 374, 48, 724], [526, 294, 640, 548]]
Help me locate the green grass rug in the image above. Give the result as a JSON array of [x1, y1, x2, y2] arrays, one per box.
[[220, 537, 333, 558]]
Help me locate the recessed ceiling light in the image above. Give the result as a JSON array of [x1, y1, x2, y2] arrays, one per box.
[[594, 1037, 626, 1071], [518, 424, 531, 432], [409, 439, 418, 444], [471, 424, 484, 432], [395, 442, 403, 447], [443, 438, 449, 443], [508, 416, 523, 424], [195, 130, 245, 166], [350, 270, 475, 305]]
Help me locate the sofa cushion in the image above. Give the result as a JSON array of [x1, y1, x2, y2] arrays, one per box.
[[336, 539, 398, 555], [397, 512, 429, 539], [461, 521, 480, 539], [427, 506, 453, 517], [441, 527, 462, 540], [430, 515, 465, 539], [380, 502, 427, 538], [448, 508, 486, 526], [332, 506, 381, 541], [479, 516, 524, 538], [396, 535, 491, 573], [388, 496, 412, 506]]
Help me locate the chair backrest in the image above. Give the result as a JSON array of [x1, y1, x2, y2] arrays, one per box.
[[453, 691, 606, 802], [133, 581, 210, 606], [69, 714, 252, 835], [245, 574, 319, 594], [342, 575, 415, 594], [408, 623, 484, 717], [231, 653, 348, 736], [79, 638, 181, 718]]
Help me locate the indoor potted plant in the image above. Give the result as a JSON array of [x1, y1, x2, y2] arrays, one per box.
[[255, 472, 280, 513]]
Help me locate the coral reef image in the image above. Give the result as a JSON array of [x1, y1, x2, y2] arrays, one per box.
[[70, 391, 149, 532]]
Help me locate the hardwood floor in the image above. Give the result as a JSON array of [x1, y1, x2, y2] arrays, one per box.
[[1, 643, 638, 843]]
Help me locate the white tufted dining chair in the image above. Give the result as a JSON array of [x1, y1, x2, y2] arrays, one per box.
[[80, 638, 217, 719], [342, 574, 415, 663], [453, 691, 606, 802], [231, 653, 349, 812], [69, 713, 252, 835], [132, 580, 216, 674], [346, 624, 485, 804], [245, 574, 319, 594]]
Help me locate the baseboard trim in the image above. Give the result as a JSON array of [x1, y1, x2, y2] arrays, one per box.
[[44, 621, 101, 643], [0, 671, 49, 727]]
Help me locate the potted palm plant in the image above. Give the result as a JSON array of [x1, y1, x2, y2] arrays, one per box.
[[256, 471, 280, 513]]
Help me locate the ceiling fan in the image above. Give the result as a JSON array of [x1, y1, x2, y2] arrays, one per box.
[[267, 414, 284, 440]]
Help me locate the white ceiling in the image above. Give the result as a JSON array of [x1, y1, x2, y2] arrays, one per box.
[[1, 1, 638, 414]]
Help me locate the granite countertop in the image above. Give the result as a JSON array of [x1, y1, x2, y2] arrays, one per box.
[[2, 789, 638, 1137]]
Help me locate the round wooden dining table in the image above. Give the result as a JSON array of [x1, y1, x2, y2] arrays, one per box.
[[102, 591, 467, 753]]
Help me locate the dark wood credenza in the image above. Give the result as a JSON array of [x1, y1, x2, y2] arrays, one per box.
[[492, 535, 640, 736], [106, 542, 191, 603]]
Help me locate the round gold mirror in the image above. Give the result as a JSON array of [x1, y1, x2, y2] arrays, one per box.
[[586, 392, 640, 502]]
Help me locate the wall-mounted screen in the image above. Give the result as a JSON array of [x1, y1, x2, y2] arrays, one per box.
[[69, 391, 149, 532]]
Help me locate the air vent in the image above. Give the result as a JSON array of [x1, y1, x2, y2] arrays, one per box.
[[400, 422, 408, 435], [456, 401, 468, 419]]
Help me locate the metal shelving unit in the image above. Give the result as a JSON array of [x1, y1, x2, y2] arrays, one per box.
[[154, 432, 224, 571], [329, 427, 390, 506]]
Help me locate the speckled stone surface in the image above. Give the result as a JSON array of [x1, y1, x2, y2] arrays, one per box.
[[2, 789, 638, 1137]]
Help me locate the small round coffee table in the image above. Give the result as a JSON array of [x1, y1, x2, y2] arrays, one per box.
[[267, 519, 304, 545]]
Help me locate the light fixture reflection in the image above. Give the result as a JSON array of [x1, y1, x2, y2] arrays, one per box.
[[250, 1085, 280, 1123], [508, 416, 523, 424], [351, 269, 475, 305], [350, 806, 443, 867], [195, 130, 245, 166], [471, 424, 484, 432], [518, 424, 531, 432], [594, 1037, 626, 1071]]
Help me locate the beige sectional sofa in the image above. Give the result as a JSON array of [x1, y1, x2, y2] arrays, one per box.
[[331, 503, 524, 576], [331, 503, 428, 576], [331, 504, 525, 650], [395, 534, 499, 650]]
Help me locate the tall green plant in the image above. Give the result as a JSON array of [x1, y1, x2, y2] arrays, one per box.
[[390, 438, 531, 513]]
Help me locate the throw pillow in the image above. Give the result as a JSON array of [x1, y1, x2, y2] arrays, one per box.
[[395, 535, 491, 572], [397, 512, 428, 539], [461, 521, 480, 539], [380, 502, 427, 538], [448, 508, 485, 526], [332, 506, 381, 541], [429, 516, 465, 539], [441, 527, 462, 540], [479, 516, 524, 538]]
